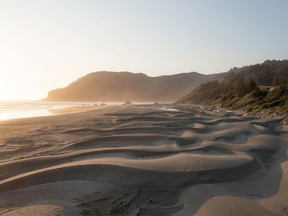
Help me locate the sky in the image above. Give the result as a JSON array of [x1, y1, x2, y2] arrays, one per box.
[[0, 0, 287, 100]]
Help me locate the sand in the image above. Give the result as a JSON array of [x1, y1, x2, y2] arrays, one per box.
[[0, 104, 287, 215]]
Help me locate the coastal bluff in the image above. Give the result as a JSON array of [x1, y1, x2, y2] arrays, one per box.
[[45, 71, 224, 102]]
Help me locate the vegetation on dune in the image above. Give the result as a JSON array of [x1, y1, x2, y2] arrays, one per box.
[[177, 60, 288, 114]]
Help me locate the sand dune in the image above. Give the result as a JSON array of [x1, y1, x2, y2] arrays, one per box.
[[0, 105, 287, 215]]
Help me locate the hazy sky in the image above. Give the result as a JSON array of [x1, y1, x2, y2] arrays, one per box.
[[0, 0, 287, 100]]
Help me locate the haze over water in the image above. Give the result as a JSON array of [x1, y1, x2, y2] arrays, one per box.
[[0, 101, 106, 120], [0, 101, 158, 120]]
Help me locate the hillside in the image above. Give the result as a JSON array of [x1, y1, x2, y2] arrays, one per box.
[[177, 60, 288, 114], [45, 71, 224, 102]]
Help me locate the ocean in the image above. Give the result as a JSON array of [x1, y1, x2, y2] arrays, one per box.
[[0, 101, 161, 121], [0, 101, 110, 121]]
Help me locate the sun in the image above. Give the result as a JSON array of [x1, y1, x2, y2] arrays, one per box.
[[0, 88, 22, 100], [0, 79, 34, 100]]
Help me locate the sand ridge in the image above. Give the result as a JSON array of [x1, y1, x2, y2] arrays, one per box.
[[0, 104, 287, 215]]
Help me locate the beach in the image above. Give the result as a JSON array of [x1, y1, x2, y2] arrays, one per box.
[[0, 104, 287, 215]]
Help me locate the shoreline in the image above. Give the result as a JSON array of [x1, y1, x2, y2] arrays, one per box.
[[0, 101, 172, 122]]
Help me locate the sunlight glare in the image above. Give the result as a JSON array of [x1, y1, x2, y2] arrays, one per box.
[[0, 73, 40, 100]]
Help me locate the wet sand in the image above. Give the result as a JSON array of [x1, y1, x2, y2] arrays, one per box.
[[0, 104, 287, 215]]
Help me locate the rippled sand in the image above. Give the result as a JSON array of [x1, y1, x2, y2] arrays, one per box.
[[0, 105, 287, 215]]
